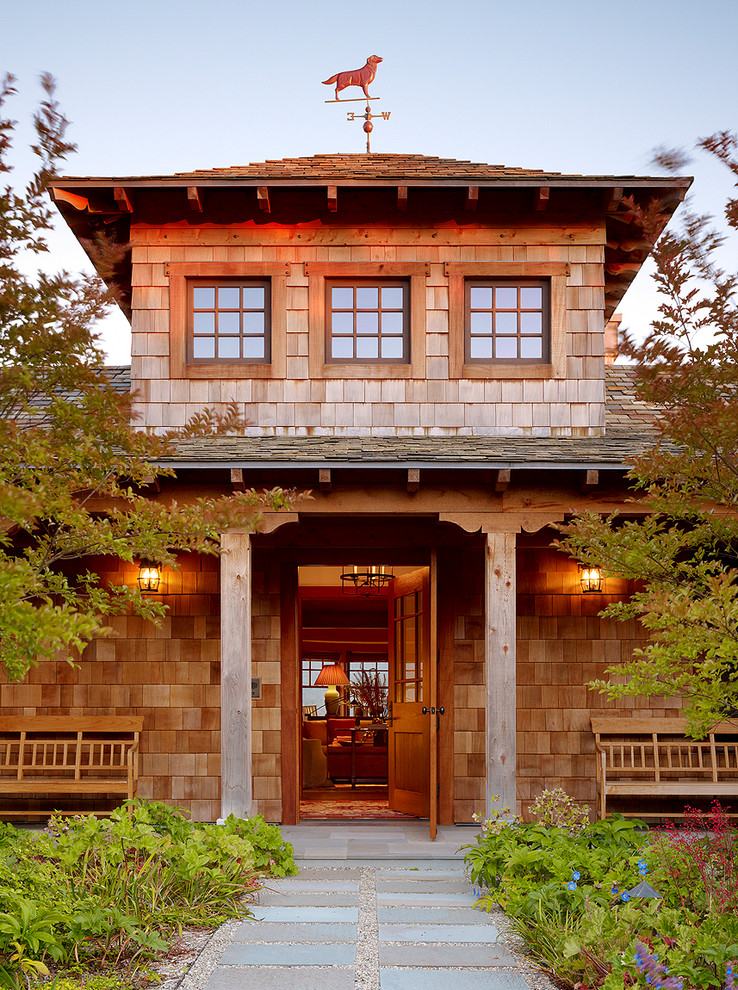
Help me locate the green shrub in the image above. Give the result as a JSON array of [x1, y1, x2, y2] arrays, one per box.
[[0, 800, 297, 988]]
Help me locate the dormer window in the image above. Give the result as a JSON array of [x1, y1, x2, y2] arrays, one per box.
[[190, 281, 270, 363], [327, 280, 409, 363], [466, 280, 548, 363]]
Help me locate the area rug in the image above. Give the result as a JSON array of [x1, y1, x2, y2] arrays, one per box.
[[300, 799, 417, 820]]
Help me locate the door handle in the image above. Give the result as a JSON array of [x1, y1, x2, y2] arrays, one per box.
[[422, 707, 445, 715]]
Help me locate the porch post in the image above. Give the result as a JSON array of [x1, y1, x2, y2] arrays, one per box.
[[220, 531, 252, 819], [484, 531, 517, 816]]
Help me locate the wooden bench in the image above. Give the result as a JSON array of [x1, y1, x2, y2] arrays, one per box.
[[592, 717, 738, 819], [0, 716, 143, 817]]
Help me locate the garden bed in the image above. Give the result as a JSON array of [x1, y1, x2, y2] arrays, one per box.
[[0, 800, 297, 989], [463, 794, 738, 990]]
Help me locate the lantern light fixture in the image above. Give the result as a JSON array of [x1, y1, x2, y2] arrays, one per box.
[[579, 564, 603, 594], [138, 564, 161, 593]]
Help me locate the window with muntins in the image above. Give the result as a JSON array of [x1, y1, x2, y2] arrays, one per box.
[[189, 280, 270, 363], [466, 279, 549, 363], [327, 280, 409, 363]]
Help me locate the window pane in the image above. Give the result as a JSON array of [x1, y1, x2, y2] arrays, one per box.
[[470, 338, 493, 359], [193, 337, 215, 359], [332, 312, 353, 332], [521, 337, 543, 359], [381, 337, 404, 359], [356, 337, 379, 359], [470, 312, 492, 334], [495, 337, 518, 359], [356, 287, 379, 308], [332, 337, 354, 359], [243, 312, 265, 333], [520, 312, 542, 334], [243, 338, 265, 359], [332, 287, 354, 308], [218, 286, 240, 308], [495, 286, 517, 308], [193, 287, 215, 308], [382, 312, 404, 334], [381, 286, 404, 308], [218, 337, 240, 359], [470, 287, 493, 309], [218, 312, 240, 334], [242, 287, 265, 308], [521, 286, 543, 308], [193, 312, 215, 333], [356, 312, 379, 334], [496, 312, 518, 334]]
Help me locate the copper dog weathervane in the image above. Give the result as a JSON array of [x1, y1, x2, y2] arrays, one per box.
[[322, 54, 391, 153]]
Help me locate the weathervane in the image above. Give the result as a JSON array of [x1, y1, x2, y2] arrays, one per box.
[[322, 54, 391, 153]]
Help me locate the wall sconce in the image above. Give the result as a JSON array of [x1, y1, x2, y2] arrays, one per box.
[[579, 564, 603, 594], [138, 564, 161, 593]]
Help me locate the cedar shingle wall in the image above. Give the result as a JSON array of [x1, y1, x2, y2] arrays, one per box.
[[516, 540, 681, 819], [129, 227, 606, 437], [0, 554, 222, 821]]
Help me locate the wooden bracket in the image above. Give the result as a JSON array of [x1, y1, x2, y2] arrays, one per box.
[[258, 512, 300, 534], [187, 186, 203, 213], [534, 187, 550, 211], [407, 469, 420, 493], [140, 474, 161, 493], [230, 468, 246, 490], [606, 187, 625, 213], [465, 186, 479, 212], [318, 468, 332, 491], [257, 186, 271, 213], [493, 469, 511, 493], [114, 187, 133, 213], [397, 186, 408, 212], [327, 185, 338, 213], [579, 469, 599, 493]]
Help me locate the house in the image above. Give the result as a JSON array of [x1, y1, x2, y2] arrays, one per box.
[[2, 153, 691, 827]]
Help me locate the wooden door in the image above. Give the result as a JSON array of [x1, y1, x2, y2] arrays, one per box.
[[388, 564, 437, 835]]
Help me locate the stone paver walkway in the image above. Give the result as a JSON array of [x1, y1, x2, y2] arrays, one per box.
[[181, 826, 549, 990]]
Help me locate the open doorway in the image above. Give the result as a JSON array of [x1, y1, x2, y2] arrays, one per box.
[[298, 564, 430, 821]]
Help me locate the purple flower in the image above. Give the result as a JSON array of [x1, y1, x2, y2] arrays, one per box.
[[572, 871, 581, 881], [621, 891, 630, 901], [567, 880, 577, 890]]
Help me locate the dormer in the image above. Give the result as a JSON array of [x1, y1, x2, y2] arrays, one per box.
[[50, 154, 688, 438]]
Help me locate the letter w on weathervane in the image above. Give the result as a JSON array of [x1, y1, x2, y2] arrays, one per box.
[[322, 55, 383, 101]]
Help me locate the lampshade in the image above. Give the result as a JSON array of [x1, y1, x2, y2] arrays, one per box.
[[315, 663, 350, 687]]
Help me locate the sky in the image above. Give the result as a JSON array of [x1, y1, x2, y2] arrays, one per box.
[[3, 0, 737, 363]]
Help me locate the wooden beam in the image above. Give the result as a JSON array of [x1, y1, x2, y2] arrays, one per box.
[[485, 532, 517, 817], [580, 469, 599, 493], [318, 468, 332, 491], [606, 186, 624, 213], [257, 186, 271, 213], [230, 468, 246, 490], [493, 469, 511, 493], [50, 188, 90, 212], [465, 186, 479, 212], [397, 186, 408, 212], [327, 185, 338, 212], [220, 532, 252, 819], [187, 186, 203, 213], [113, 187, 133, 213], [407, 469, 420, 493], [534, 186, 550, 211]]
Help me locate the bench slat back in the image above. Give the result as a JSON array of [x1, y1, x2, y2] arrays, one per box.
[[0, 719, 142, 780], [0, 717, 143, 733]]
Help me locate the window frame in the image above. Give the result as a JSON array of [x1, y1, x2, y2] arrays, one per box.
[[325, 277, 410, 365], [447, 262, 568, 380], [168, 262, 288, 379], [307, 262, 428, 380]]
